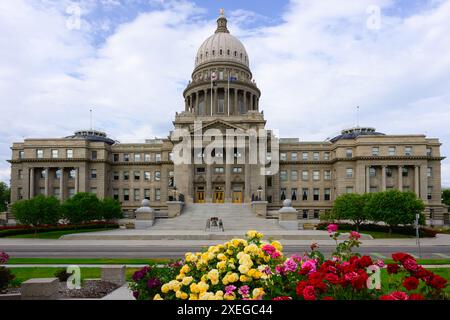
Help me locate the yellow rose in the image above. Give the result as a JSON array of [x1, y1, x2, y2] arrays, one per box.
[[182, 276, 193, 286], [271, 241, 283, 251], [217, 261, 227, 270], [161, 284, 170, 293], [247, 230, 257, 238], [197, 282, 209, 293], [190, 283, 199, 293], [252, 288, 265, 299], [217, 253, 227, 261], [153, 294, 163, 300], [224, 293, 236, 300], [240, 275, 251, 282], [238, 264, 250, 275], [226, 249, 233, 255], [207, 269, 220, 285], [228, 263, 236, 270], [181, 292, 188, 300], [180, 265, 191, 274], [230, 273, 239, 283], [189, 293, 198, 300]]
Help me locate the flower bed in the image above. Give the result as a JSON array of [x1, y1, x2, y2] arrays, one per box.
[[130, 227, 448, 300], [317, 223, 437, 238]]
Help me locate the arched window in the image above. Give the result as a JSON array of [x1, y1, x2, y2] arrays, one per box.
[[200, 54, 203, 59], [240, 53, 243, 59], [234, 51, 237, 57], [206, 52, 208, 57], [227, 50, 230, 55], [220, 49, 223, 55], [212, 50, 215, 56]]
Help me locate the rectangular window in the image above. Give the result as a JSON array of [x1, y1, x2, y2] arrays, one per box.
[[155, 154, 162, 162], [324, 152, 330, 161], [402, 167, 408, 177], [302, 152, 308, 161], [302, 210, 309, 220], [346, 149, 353, 158], [291, 153, 298, 161], [405, 146, 412, 156], [123, 171, 129, 181], [124, 154, 130, 162], [144, 171, 151, 181], [134, 154, 141, 162], [324, 188, 331, 201], [302, 188, 308, 201], [134, 171, 141, 181], [314, 210, 320, 219], [67, 149, 74, 159], [313, 152, 320, 161], [386, 168, 393, 177], [372, 147, 379, 156], [17, 188, 23, 200], [280, 188, 287, 200], [369, 167, 376, 177], [55, 169, 62, 179], [68, 188, 75, 198], [197, 167, 206, 174], [324, 170, 331, 180], [403, 186, 410, 192], [233, 167, 243, 174], [426, 147, 432, 157], [169, 153, 174, 162], [280, 153, 287, 161], [302, 170, 309, 181], [430, 208, 435, 220], [427, 167, 432, 178], [113, 172, 119, 181], [91, 151, 98, 160], [291, 170, 298, 181], [40, 169, 46, 179], [313, 170, 320, 181], [346, 187, 354, 194], [346, 168, 353, 178], [155, 171, 161, 181], [214, 167, 225, 174], [313, 188, 320, 201], [113, 154, 119, 162], [52, 149, 59, 159], [19, 151, 25, 159], [280, 170, 288, 181], [267, 177, 273, 188], [144, 189, 151, 201], [134, 189, 140, 201], [291, 188, 298, 201], [144, 154, 151, 162], [124, 189, 130, 201], [389, 147, 396, 156], [91, 169, 97, 179], [427, 186, 433, 200], [113, 189, 119, 200], [69, 169, 76, 180], [18, 169, 23, 180], [155, 189, 161, 201], [36, 149, 44, 159]]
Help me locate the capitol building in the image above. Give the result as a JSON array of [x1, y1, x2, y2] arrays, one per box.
[[8, 13, 447, 225]]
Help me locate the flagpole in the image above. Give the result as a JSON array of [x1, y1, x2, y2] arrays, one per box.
[[227, 71, 230, 116], [211, 76, 213, 116]]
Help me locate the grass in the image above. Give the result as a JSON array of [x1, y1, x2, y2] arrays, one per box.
[[339, 228, 413, 239], [8, 267, 140, 287], [5, 228, 117, 239], [383, 259, 450, 266], [7, 258, 170, 265]]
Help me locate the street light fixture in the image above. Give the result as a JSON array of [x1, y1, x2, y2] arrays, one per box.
[[257, 186, 263, 201]]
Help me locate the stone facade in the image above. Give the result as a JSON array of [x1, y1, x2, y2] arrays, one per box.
[[8, 13, 448, 225]]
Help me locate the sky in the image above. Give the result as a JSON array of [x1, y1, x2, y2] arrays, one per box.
[[0, 0, 449, 187]]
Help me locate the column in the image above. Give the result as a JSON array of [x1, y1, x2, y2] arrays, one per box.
[[59, 168, 65, 202], [213, 88, 218, 115], [398, 166, 403, 191], [250, 94, 254, 111], [420, 164, 428, 201], [29, 168, 35, 199], [44, 168, 49, 196], [195, 91, 199, 114], [366, 166, 370, 193], [185, 98, 189, 112], [225, 164, 232, 202], [381, 166, 387, 191], [74, 168, 79, 194], [225, 87, 229, 116], [234, 89, 238, 115], [206, 165, 212, 203], [245, 163, 251, 202], [414, 165, 420, 197], [204, 89, 208, 116], [243, 91, 247, 112], [256, 97, 259, 111]]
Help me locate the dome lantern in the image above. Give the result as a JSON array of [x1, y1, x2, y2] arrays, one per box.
[[215, 9, 230, 34]]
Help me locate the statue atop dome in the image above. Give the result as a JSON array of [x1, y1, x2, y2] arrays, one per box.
[[216, 9, 229, 34]]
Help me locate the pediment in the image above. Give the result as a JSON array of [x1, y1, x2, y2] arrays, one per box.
[[191, 119, 246, 135]]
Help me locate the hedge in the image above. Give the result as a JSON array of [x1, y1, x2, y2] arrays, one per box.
[[316, 223, 438, 238], [0, 223, 119, 238]]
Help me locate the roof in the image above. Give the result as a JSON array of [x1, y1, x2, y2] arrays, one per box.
[[330, 127, 385, 143], [65, 130, 116, 145]]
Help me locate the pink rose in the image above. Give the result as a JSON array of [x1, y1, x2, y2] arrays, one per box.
[[349, 231, 361, 240], [327, 224, 338, 233]]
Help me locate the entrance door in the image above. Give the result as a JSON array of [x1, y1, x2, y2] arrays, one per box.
[[196, 191, 205, 203], [232, 191, 243, 204], [214, 191, 225, 203]]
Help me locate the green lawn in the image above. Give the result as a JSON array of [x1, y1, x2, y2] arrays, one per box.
[[383, 259, 450, 266], [9, 267, 140, 287], [6, 228, 117, 239], [339, 229, 413, 239], [7, 258, 169, 265]]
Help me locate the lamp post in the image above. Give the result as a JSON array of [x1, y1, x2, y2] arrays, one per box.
[[173, 186, 178, 201], [257, 186, 263, 201]]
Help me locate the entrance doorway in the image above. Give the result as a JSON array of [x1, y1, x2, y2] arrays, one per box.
[[213, 186, 225, 203], [196, 186, 205, 203], [232, 191, 243, 204]]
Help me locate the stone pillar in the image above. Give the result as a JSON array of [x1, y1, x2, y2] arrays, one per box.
[[225, 86, 229, 116], [243, 91, 247, 112], [204, 89, 208, 116], [29, 168, 35, 199], [206, 165, 212, 203], [245, 163, 251, 202], [250, 94, 254, 111], [44, 168, 50, 196], [381, 166, 387, 191], [185, 98, 188, 112], [256, 97, 259, 110], [213, 88, 218, 115], [195, 91, 199, 114], [366, 166, 370, 193], [234, 89, 238, 115], [414, 165, 420, 197], [420, 164, 428, 201], [398, 166, 403, 191], [59, 168, 65, 201], [74, 168, 79, 194], [225, 164, 232, 202]]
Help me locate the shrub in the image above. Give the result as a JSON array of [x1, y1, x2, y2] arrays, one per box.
[[0, 253, 14, 293], [12, 195, 62, 227], [101, 198, 123, 222], [55, 268, 71, 282], [330, 193, 372, 231], [62, 193, 102, 225]]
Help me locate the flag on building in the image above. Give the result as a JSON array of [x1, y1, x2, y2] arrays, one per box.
[[211, 72, 218, 86]]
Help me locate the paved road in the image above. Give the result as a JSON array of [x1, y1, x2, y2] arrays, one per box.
[[2, 243, 450, 260]]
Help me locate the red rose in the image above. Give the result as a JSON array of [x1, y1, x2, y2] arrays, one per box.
[[387, 264, 400, 274], [273, 296, 292, 301], [413, 267, 431, 280], [390, 291, 409, 300], [296, 281, 308, 297], [299, 264, 312, 275], [351, 271, 369, 290], [322, 296, 334, 300], [403, 276, 419, 291], [409, 293, 425, 300], [392, 252, 413, 263], [303, 286, 316, 301], [402, 258, 419, 272], [357, 256, 373, 269], [380, 295, 395, 300], [430, 275, 447, 290], [325, 273, 340, 285]]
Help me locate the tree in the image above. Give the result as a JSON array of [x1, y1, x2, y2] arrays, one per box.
[[12, 195, 62, 227], [442, 189, 450, 208], [331, 193, 372, 231], [62, 193, 102, 225], [101, 197, 123, 222], [364, 190, 425, 233], [0, 182, 10, 212]]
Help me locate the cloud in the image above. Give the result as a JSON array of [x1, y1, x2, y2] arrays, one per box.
[[0, 0, 449, 189]]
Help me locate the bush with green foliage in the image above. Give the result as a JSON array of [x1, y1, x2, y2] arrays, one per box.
[[101, 197, 123, 222], [12, 195, 62, 227], [443, 189, 450, 209], [62, 193, 102, 225], [364, 190, 425, 233], [54, 268, 71, 282], [0, 252, 15, 293], [0, 182, 10, 212], [330, 193, 372, 231]]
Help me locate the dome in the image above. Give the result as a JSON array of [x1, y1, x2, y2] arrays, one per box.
[[65, 130, 116, 145], [330, 127, 385, 143], [195, 13, 249, 69]]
